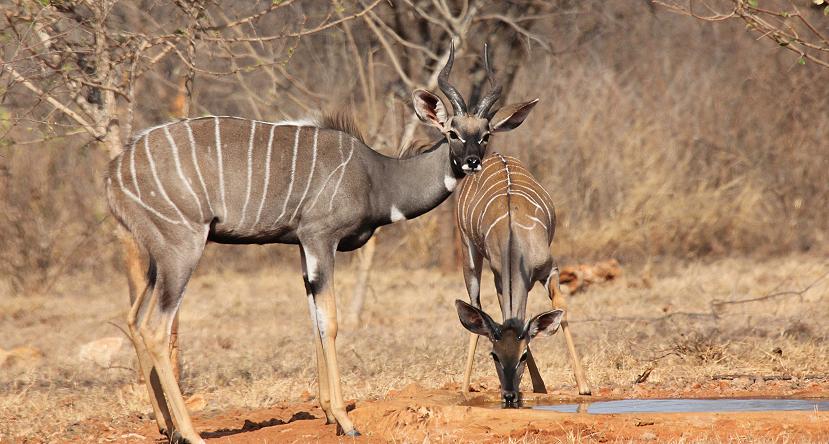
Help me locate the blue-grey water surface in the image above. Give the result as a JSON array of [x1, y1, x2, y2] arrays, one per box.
[[534, 398, 829, 414]]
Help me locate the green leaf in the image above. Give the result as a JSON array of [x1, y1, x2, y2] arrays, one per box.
[[798, 56, 806, 65], [825, 5, 829, 15], [748, 0, 758, 7]]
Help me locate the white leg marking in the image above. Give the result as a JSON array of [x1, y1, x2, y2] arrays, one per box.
[[237, 121, 256, 230], [165, 126, 204, 222], [253, 124, 275, 227], [145, 134, 189, 225], [185, 121, 214, 215], [274, 127, 301, 226], [444, 175, 457, 192], [214, 117, 228, 219], [290, 127, 318, 222], [305, 252, 319, 284], [466, 240, 476, 269], [328, 137, 354, 211], [129, 140, 141, 199], [390, 205, 406, 222], [307, 292, 320, 331], [468, 275, 480, 300], [116, 150, 181, 225]]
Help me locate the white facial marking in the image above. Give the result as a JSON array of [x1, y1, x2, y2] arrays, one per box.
[[444, 175, 457, 192], [461, 164, 472, 171], [390, 205, 406, 222]]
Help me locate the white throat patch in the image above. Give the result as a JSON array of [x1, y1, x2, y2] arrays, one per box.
[[444, 175, 457, 191], [390, 205, 406, 222]]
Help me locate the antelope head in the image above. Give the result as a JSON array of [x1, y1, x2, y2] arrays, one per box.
[[455, 300, 564, 408], [412, 43, 539, 175]]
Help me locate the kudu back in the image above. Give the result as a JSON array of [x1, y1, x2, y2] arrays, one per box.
[[455, 154, 592, 407]]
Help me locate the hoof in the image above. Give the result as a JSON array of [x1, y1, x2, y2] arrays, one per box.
[[169, 431, 204, 444], [579, 389, 592, 396], [344, 429, 361, 437], [158, 427, 170, 438]]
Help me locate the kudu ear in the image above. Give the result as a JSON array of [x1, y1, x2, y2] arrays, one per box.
[[490, 99, 539, 133], [524, 309, 564, 339], [412, 89, 449, 130], [455, 300, 500, 340]]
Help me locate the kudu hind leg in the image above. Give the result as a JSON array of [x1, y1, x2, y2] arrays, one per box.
[[301, 241, 359, 436], [547, 265, 592, 396], [138, 245, 205, 443], [123, 233, 182, 383], [122, 235, 173, 436]]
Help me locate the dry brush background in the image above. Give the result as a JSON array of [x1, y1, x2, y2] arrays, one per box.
[[1, 0, 829, 442]]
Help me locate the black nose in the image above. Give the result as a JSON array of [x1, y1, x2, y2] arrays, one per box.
[[502, 391, 519, 408], [465, 157, 481, 170]]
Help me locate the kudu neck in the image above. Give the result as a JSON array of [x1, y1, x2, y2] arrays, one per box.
[[372, 142, 461, 223]]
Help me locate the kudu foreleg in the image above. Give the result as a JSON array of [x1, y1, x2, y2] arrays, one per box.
[[547, 268, 592, 396], [300, 247, 335, 424], [460, 240, 483, 393], [301, 242, 359, 436]]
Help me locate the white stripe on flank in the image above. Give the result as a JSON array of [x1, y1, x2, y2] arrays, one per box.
[[290, 127, 319, 222], [214, 117, 228, 219], [274, 126, 302, 225], [308, 131, 345, 211], [476, 192, 509, 234], [329, 137, 355, 211], [483, 212, 509, 242], [237, 121, 257, 230], [185, 120, 213, 214], [165, 126, 204, 222], [253, 124, 275, 227], [115, 155, 181, 225], [129, 140, 141, 199], [144, 136, 188, 225]]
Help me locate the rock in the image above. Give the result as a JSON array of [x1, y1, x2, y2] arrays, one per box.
[[641, 431, 657, 441], [0, 346, 44, 368], [78, 336, 125, 367]]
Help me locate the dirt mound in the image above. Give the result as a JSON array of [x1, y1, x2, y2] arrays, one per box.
[[112, 382, 829, 443]]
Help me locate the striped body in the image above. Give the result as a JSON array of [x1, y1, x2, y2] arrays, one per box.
[[107, 116, 453, 253], [456, 153, 557, 320]]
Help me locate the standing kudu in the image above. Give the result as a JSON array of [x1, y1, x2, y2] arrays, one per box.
[[455, 153, 592, 407], [106, 43, 539, 442]]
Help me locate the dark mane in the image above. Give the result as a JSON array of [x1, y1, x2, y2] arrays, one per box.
[[318, 110, 366, 145], [399, 137, 445, 159]]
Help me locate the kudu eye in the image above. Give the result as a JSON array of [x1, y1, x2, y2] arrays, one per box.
[[520, 351, 528, 362], [480, 133, 490, 144], [490, 352, 500, 364], [448, 130, 460, 140]]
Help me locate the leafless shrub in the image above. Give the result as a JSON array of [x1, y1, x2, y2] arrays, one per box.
[[673, 331, 727, 364]]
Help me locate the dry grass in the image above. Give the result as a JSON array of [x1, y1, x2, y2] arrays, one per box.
[[1, 254, 827, 441]]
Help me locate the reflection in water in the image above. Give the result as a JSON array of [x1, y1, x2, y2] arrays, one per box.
[[535, 398, 829, 414]]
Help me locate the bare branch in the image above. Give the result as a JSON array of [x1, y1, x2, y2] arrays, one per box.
[[0, 60, 101, 138]]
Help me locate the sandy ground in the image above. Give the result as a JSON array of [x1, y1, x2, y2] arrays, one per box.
[[2, 254, 828, 442]]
